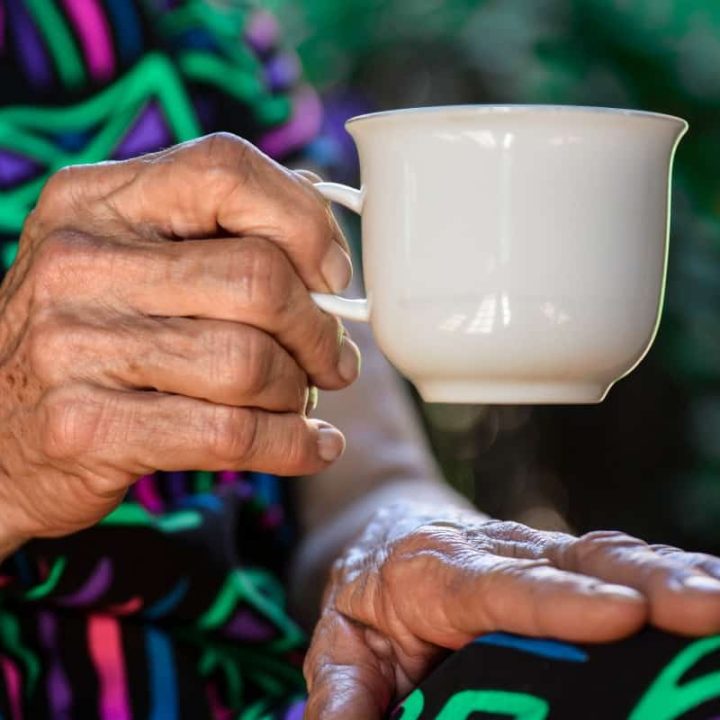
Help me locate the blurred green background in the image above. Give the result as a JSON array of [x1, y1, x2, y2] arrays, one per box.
[[267, 0, 720, 551]]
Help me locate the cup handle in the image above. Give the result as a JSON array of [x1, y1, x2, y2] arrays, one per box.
[[310, 182, 370, 323]]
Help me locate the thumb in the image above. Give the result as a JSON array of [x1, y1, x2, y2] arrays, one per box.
[[304, 612, 393, 720]]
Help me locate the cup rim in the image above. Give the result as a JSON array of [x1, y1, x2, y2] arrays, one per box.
[[345, 104, 688, 130]]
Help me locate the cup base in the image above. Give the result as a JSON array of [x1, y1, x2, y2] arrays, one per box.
[[416, 380, 610, 405]]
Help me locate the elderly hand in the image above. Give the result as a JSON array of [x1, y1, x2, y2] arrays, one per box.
[[0, 133, 360, 549], [304, 503, 720, 719]]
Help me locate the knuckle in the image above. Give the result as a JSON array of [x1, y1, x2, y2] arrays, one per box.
[[232, 239, 292, 317], [485, 520, 538, 545], [206, 406, 257, 463], [238, 330, 273, 397], [496, 520, 531, 537], [32, 231, 76, 283], [31, 230, 98, 298], [570, 530, 643, 566], [380, 539, 417, 588], [35, 167, 75, 212], [203, 132, 248, 164], [27, 314, 76, 384], [199, 133, 252, 189], [34, 166, 94, 222], [209, 325, 273, 398], [40, 386, 101, 460]]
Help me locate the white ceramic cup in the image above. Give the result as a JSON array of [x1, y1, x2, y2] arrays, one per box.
[[311, 105, 688, 404]]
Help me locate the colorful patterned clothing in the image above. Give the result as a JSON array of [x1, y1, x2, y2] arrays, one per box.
[[0, 1, 315, 717], [394, 628, 720, 720], [2, 2, 720, 720]]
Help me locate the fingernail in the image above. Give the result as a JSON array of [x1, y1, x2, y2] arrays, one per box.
[[306, 386, 319, 414], [681, 576, 720, 593], [337, 338, 361, 383], [594, 584, 644, 601], [316, 426, 345, 463], [321, 244, 352, 293]]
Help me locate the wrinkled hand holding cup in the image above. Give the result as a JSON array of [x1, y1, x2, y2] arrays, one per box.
[[312, 105, 688, 404]]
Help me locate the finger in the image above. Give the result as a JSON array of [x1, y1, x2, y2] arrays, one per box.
[[135, 237, 361, 390], [60, 237, 360, 390], [304, 612, 392, 720], [37, 134, 352, 293], [292, 170, 354, 262], [335, 537, 647, 651], [546, 531, 720, 636], [34, 234, 361, 390], [293, 168, 325, 184], [292, 168, 341, 227], [651, 544, 720, 577], [39, 384, 346, 491], [33, 314, 309, 413]]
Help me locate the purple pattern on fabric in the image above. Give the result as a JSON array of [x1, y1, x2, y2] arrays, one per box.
[[167, 472, 187, 502], [218, 470, 241, 485], [259, 88, 324, 158], [7, 0, 52, 87], [135, 474, 164, 514], [112, 103, 171, 159], [245, 10, 279, 53], [232, 479, 254, 500], [265, 53, 300, 91], [224, 608, 277, 641], [39, 611, 74, 717], [284, 701, 306, 720], [0, 149, 42, 187], [56, 557, 113, 607]]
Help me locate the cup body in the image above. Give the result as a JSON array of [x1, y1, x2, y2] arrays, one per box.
[[347, 105, 687, 403]]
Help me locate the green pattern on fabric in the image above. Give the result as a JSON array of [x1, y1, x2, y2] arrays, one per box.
[[24, 558, 67, 601], [435, 690, 549, 719], [630, 636, 720, 720], [0, 610, 40, 695], [0, 54, 201, 235], [198, 569, 304, 653], [101, 502, 203, 532], [25, 0, 86, 88], [398, 688, 425, 720], [194, 471, 215, 494]]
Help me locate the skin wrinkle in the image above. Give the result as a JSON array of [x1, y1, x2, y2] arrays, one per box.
[[562, 533, 689, 586], [309, 495, 702, 716], [0, 134, 356, 547], [652, 547, 720, 575], [379, 565, 416, 652]]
